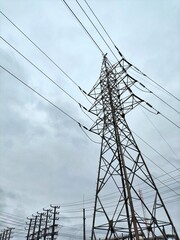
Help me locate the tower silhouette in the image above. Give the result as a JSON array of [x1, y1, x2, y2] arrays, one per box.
[[89, 55, 179, 240]]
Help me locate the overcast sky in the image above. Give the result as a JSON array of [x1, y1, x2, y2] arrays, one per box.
[[0, 0, 180, 239]]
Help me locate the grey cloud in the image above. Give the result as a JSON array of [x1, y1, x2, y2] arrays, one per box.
[[0, 1, 180, 238]]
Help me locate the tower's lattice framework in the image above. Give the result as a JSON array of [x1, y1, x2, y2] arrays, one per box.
[[89, 55, 179, 240]]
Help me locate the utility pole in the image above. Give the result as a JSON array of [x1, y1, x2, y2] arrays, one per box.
[[26, 217, 33, 240], [89, 55, 179, 240], [32, 214, 38, 240], [50, 205, 60, 240], [7, 228, 14, 240], [2, 229, 7, 240], [83, 208, 86, 240], [25, 205, 60, 240], [37, 212, 43, 239], [0, 228, 14, 240], [43, 208, 51, 240]]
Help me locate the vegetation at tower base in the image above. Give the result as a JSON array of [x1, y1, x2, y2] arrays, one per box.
[[89, 55, 179, 240]]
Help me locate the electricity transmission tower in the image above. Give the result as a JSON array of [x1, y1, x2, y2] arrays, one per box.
[[89, 55, 179, 240]]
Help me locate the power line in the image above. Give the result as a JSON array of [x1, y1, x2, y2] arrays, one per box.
[[0, 211, 25, 221], [1, 183, 178, 225], [141, 152, 180, 185], [149, 89, 180, 114], [83, 0, 125, 61], [80, 124, 101, 144], [59, 193, 180, 214], [59, 170, 180, 208], [0, 65, 82, 126], [0, 217, 25, 225], [83, 0, 116, 48], [153, 176, 180, 197], [131, 65, 180, 102], [159, 111, 180, 129], [1, 36, 102, 129], [131, 75, 180, 115], [0, 220, 24, 227], [140, 100, 180, 129], [51, 175, 180, 211], [154, 168, 180, 181], [141, 108, 179, 160], [1, 37, 104, 144], [7, 1, 177, 110], [132, 130, 180, 172], [0, 10, 82, 89], [61, 0, 104, 55], [0, 36, 80, 106], [1, 4, 179, 230], [75, 0, 119, 61], [2, 10, 178, 126], [1, 64, 100, 146], [83, 0, 179, 103]]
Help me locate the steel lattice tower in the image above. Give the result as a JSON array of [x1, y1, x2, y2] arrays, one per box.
[[89, 55, 179, 240]]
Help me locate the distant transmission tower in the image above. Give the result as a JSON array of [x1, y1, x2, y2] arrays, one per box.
[[89, 55, 179, 240]]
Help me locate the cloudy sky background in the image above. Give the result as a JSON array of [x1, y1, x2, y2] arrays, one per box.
[[0, 0, 180, 239]]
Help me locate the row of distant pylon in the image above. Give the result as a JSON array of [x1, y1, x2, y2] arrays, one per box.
[[0, 205, 60, 240]]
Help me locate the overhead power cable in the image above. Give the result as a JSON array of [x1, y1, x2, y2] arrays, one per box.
[[121, 59, 180, 103], [153, 176, 180, 197], [94, 192, 180, 211], [61, 0, 104, 55], [58, 185, 180, 213], [1, 36, 100, 133], [0, 37, 102, 144], [0, 219, 24, 227], [132, 130, 180, 172], [129, 68, 180, 108], [0, 10, 81, 89], [56, 196, 180, 218], [140, 100, 180, 129], [0, 36, 80, 105], [75, 0, 119, 61], [2, 37, 104, 144], [140, 176, 180, 195], [154, 168, 180, 181], [0, 216, 24, 225], [1, 176, 178, 223], [0, 211, 25, 221], [53, 173, 180, 210], [131, 65, 180, 102], [61, 170, 180, 208], [148, 89, 180, 114], [83, 0, 124, 59], [80, 125, 101, 144], [2, 9, 177, 112], [62, 2, 180, 127], [82, 2, 179, 102], [141, 152, 180, 185], [83, 0, 115, 47], [158, 111, 180, 129], [132, 76, 180, 115], [141, 109, 179, 160], [59, 195, 180, 214], [0, 65, 99, 144], [0, 65, 82, 126]]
